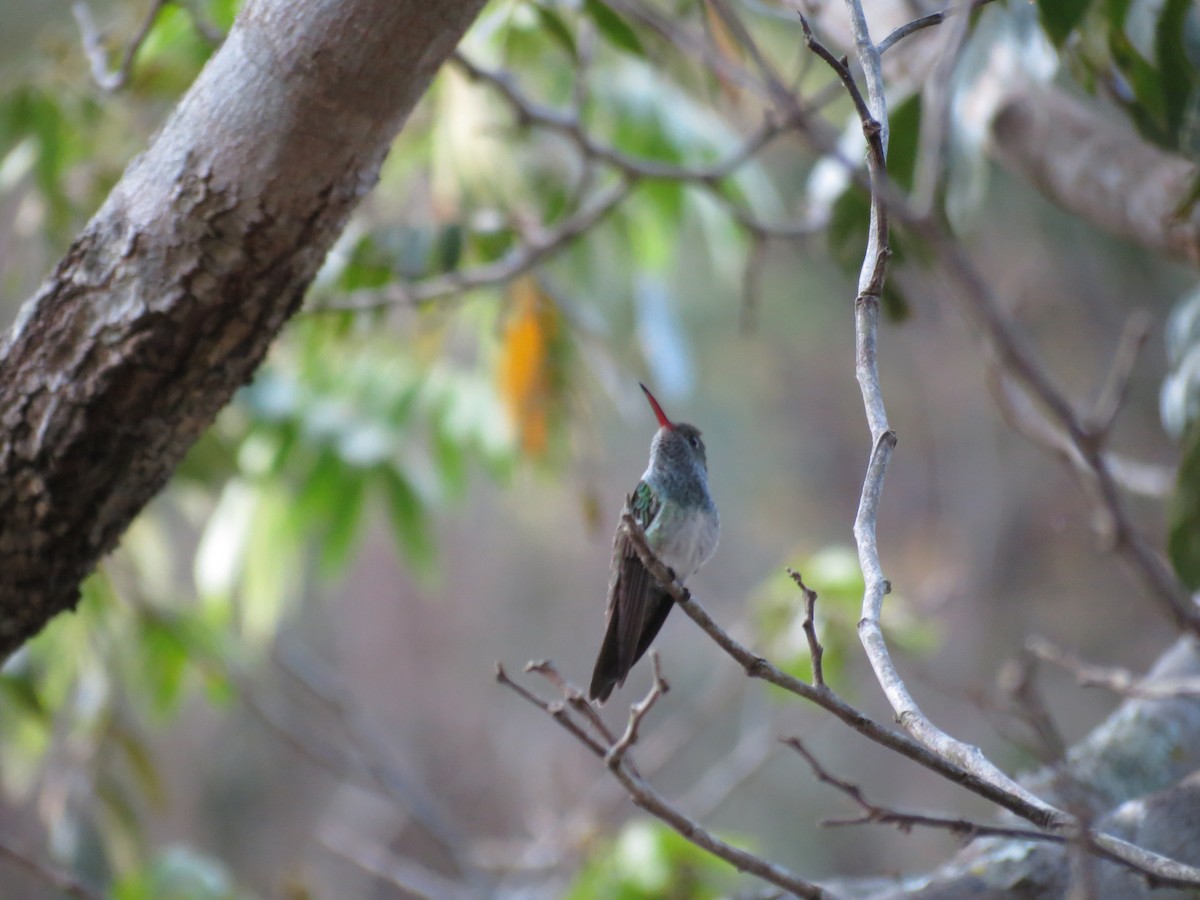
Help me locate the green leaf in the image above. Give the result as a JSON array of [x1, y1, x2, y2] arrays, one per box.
[[887, 94, 922, 193], [432, 415, 470, 498], [113, 846, 237, 900], [294, 452, 367, 575], [532, 3, 578, 60], [0, 671, 48, 720], [584, 0, 646, 58], [321, 471, 366, 575], [827, 185, 871, 272], [1036, 0, 1092, 46], [565, 820, 728, 899], [378, 466, 435, 571], [470, 221, 517, 264], [95, 771, 146, 868], [241, 485, 299, 639], [1105, 0, 1131, 29], [1156, 0, 1200, 153], [881, 284, 912, 322], [0, 88, 73, 231], [623, 194, 677, 272], [1109, 28, 1170, 143], [134, 4, 220, 95], [205, 0, 241, 31], [110, 720, 167, 809], [139, 617, 190, 716], [338, 233, 397, 291], [435, 222, 465, 273], [1169, 422, 1200, 588]]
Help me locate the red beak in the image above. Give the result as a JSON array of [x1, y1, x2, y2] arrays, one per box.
[[639, 383, 674, 430]]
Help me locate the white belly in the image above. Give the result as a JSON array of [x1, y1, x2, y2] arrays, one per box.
[[649, 506, 719, 580]]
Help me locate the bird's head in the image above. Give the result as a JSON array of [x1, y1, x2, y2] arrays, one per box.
[[641, 383, 708, 473]]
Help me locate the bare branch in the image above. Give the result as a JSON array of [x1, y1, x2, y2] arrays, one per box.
[[606, 651, 669, 768], [451, 50, 819, 240], [787, 567, 825, 687], [1027, 636, 1200, 700], [497, 660, 832, 899], [876, 0, 999, 56], [616, 511, 1058, 825], [496, 663, 608, 757], [326, 177, 633, 312], [788, 3, 1200, 888], [918, 227, 1200, 636], [72, 0, 170, 92], [804, 0, 1057, 836], [705, 0, 798, 110], [1084, 310, 1153, 438], [784, 738, 1068, 845], [605, 0, 779, 105], [788, 732, 1200, 886], [525, 659, 620, 748], [991, 368, 1174, 499], [996, 651, 1068, 762], [451, 51, 786, 183]]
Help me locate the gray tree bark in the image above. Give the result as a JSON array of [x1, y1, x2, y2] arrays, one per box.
[[0, 0, 485, 659]]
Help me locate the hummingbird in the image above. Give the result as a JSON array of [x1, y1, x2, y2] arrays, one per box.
[[588, 383, 719, 704]]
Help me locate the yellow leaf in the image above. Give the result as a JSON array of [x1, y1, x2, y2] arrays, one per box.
[[498, 276, 562, 458]]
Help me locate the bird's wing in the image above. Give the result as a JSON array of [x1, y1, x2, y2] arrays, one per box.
[[590, 482, 666, 702], [613, 482, 666, 679]]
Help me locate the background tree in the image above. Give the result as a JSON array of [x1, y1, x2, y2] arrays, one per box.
[[1, 0, 1200, 897]]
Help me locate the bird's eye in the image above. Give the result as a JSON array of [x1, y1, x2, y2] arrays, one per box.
[[688, 435, 700, 449]]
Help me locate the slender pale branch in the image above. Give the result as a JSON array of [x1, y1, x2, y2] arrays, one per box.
[[876, 0, 999, 57], [1027, 636, 1200, 699], [72, 0, 171, 92], [1085, 311, 1153, 437], [807, 2, 1046, 816], [606, 651, 668, 767]]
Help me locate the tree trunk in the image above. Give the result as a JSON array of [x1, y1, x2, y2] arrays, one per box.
[[0, 0, 485, 659]]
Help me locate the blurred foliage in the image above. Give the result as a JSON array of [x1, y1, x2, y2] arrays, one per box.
[[1049, 0, 1200, 161], [0, 0, 1196, 895], [112, 846, 242, 900], [565, 820, 734, 899]]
